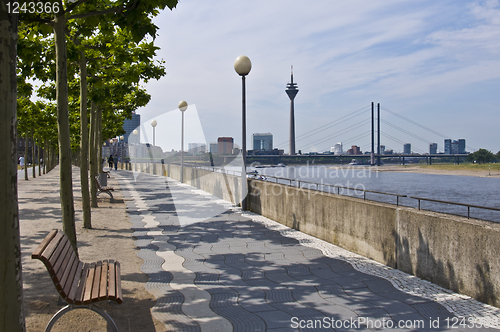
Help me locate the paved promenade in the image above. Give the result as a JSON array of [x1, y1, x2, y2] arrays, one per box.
[[114, 170, 500, 331]]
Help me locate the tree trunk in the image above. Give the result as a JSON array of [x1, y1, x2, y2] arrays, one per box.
[[42, 138, 46, 174], [97, 105, 103, 174], [79, 52, 91, 228], [31, 129, 36, 178], [24, 132, 28, 180], [89, 100, 98, 208], [38, 135, 42, 176], [54, 14, 77, 253], [0, 9, 26, 331]]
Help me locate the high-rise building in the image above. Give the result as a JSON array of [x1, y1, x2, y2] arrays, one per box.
[[444, 139, 452, 154], [444, 138, 466, 154], [218, 137, 234, 154], [458, 139, 466, 154], [404, 143, 411, 154], [252, 133, 273, 151], [429, 143, 437, 154], [123, 113, 141, 143], [451, 140, 459, 154]]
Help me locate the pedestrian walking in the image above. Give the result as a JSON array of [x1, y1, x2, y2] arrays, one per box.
[[114, 155, 118, 170], [108, 155, 114, 169], [19, 156, 25, 170]]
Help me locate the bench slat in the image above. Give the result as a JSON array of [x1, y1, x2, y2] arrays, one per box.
[[108, 260, 116, 300], [61, 256, 79, 300], [59, 248, 78, 289], [115, 262, 122, 303], [52, 239, 73, 289], [67, 261, 84, 304], [99, 260, 109, 300], [90, 261, 102, 304], [74, 263, 89, 304], [32, 230, 58, 259], [83, 263, 96, 304], [40, 232, 64, 263]]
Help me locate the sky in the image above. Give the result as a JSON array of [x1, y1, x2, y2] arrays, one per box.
[[136, 0, 500, 154]]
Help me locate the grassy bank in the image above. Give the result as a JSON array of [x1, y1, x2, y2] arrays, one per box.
[[418, 162, 500, 172]]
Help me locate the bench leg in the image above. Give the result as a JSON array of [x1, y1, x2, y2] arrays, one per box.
[[45, 304, 119, 332]]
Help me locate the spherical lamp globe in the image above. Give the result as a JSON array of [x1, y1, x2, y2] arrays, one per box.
[[178, 100, 188, 112], [234, 55, 252, 76]]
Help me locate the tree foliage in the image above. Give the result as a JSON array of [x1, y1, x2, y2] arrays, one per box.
[[467, 149, 495, 164], [18, 0, 177, 244]]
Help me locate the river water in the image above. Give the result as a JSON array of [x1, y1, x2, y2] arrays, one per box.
[[244, 165, 500, 222]]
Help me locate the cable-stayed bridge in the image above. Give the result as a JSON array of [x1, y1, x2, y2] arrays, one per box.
[[271, 103, 474, 156]]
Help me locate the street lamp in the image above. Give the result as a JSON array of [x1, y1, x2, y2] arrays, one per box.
[[119, 135, 124, 169], [234, 55, 251, 210], [178, 100, 188, 183], [151, 119, 157, 174], [132, 129, 138, 171]]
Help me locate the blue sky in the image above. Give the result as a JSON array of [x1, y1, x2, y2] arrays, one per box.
[[139, 0, 500, 154]]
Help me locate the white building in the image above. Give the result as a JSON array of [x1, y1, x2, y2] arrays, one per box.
[[331, 142, 343, 155]]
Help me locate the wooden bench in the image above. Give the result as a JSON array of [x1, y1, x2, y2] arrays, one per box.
[[32, 230, 122, 332], [95, 176, 114, 199]]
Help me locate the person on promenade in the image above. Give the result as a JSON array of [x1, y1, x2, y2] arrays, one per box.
[[108, 155, 114, 169], [114, 155, 118, 170], [19, 156, 25, 170]]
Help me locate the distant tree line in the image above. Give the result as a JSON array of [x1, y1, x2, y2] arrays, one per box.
[[467, 149, 500, 164]]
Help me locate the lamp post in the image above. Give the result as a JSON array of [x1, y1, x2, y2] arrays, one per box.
[[178, 100, 188, 183], [132, 129, 138, 171], [119, 135, 124, 169], [151, 119, 157, 174], [234, 55, 251, 211]]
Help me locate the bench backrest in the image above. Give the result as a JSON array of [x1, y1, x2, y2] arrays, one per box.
[[95, 176, 103, 190]]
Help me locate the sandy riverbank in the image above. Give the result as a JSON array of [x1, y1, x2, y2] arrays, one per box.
[[328, 165, 500, 178]]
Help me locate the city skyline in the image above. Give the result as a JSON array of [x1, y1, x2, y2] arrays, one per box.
[[135, 0, 500, 154]]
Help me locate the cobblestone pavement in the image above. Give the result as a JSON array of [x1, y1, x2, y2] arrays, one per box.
[[116, 170, 499, 332]]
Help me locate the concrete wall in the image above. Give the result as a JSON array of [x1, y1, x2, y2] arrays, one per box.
[[128, 162, 500, 307]]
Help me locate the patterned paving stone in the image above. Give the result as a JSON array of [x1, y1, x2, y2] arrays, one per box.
[[117, 171, 500, 331]]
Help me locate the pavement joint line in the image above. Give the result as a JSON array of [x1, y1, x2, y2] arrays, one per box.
[[169, 176, 500, 330]]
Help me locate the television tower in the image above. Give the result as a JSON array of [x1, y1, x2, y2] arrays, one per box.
[[286, 66, 299, 155]]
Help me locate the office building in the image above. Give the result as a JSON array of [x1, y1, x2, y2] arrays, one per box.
[[404, 143, 411, 154], [458, 139, 466, 154], [347, 145, 361, 155], [444, 139, 452, 154], [123, 113, 141, 143], [252, 133, 273, 151], [218, 137, 234, 154], [451, 140, 459, 154], [444, 138, 466, 154], [429, 143, 437, 154]]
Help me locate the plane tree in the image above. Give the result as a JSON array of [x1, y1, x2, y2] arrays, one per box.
[[19, 0, 178, 251]]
